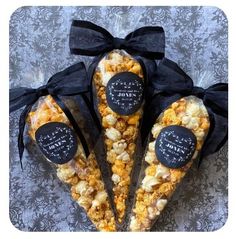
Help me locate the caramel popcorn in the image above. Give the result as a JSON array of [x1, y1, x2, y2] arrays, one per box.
[[129, 96, 210, 231], [145, 165, 157, 176], [107, 150, 117, 164], [93, 50, 144, 222], [127, 143, 136, 155], [27, 95, 116, 231], [115, 118, 127, 132]]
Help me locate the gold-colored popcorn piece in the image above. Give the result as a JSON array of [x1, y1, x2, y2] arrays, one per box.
[[27, 95, 116, 232], [129, 96, 210, 231], [93, 50, 144, 222]]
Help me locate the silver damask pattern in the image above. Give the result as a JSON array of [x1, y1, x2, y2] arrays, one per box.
[[9, 6, 228, 231]]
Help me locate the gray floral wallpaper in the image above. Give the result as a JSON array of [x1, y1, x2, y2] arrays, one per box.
[[9, 6, 228, 231]]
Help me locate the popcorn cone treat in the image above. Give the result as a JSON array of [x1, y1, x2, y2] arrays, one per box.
[[93, 50, 145, 222], [10, 63, 116, 231], [69, 20, 165, 223], [128, 58, 228, 231], [28, 95, 116, 231], [129, 96, 210, 231]]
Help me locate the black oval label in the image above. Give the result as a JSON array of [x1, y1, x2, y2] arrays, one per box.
[[155, 125, 197, 168], [106, 72, 144, 115], [35, 122, 78, 164]]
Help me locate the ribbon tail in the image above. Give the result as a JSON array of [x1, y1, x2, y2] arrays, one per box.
[[52, 95, 90, 158], [17, 104, 34, 170], [81, 93, 101, 132], [87, 54, 105, 104], [197, 153, 204, 168]]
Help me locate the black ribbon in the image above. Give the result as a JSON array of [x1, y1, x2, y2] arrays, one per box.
[[69, 20, 165, 115], [10, 62, 96, 168], [69, 20, 165, 59], [142, 58, 228, 166]]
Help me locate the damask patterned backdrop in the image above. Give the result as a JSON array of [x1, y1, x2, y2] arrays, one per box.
[[9, 6, 228, 231]]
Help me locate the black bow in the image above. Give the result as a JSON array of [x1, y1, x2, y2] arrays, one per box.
[[69, 20, 165, 59], [142, 58, 228, 167], [10, 62, 95, 168]]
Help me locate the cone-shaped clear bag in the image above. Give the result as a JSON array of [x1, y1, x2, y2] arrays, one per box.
[[93, 49, 145, 223], [27, 95, 116, 231], [128, 96, 210, 231]]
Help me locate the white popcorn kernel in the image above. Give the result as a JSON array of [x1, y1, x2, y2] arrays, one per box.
[[200, 105, 209, 117], [112, 174, 121, 184], [75, 181, 89, 195], [145, 151, 157, 165], [110, 52, 124, 63], [130, 216, 141, 231], [155, 164, 170, 179], [182, 116, 191, 125], [147, 207, 160, 220], [186, 103, 200, 116], [191, 117, 200, 125], [102, 72, 114, 86], [105, 127, 121, 141], [116, 151, 130, 162], [147, 207, 155, 220], [148, 141, 156, 152], [113, 139, 127, 154], [187, 117, 199, 130], [151, 124, 163, 138], [95, 191, 108, 204], [156, 199, 168, 211], [177, 112, 185, 119], [84, 186, 94, 196], [104, 114, 117, 126], [57, 167, 75, 182], [77, 196, 92, 210], [91, 199, 100, 208], [142, 175, 160, 192]]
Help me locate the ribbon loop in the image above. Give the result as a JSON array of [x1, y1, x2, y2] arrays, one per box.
[[69, 20, 165, 59], [148, 58, 194, 96]]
